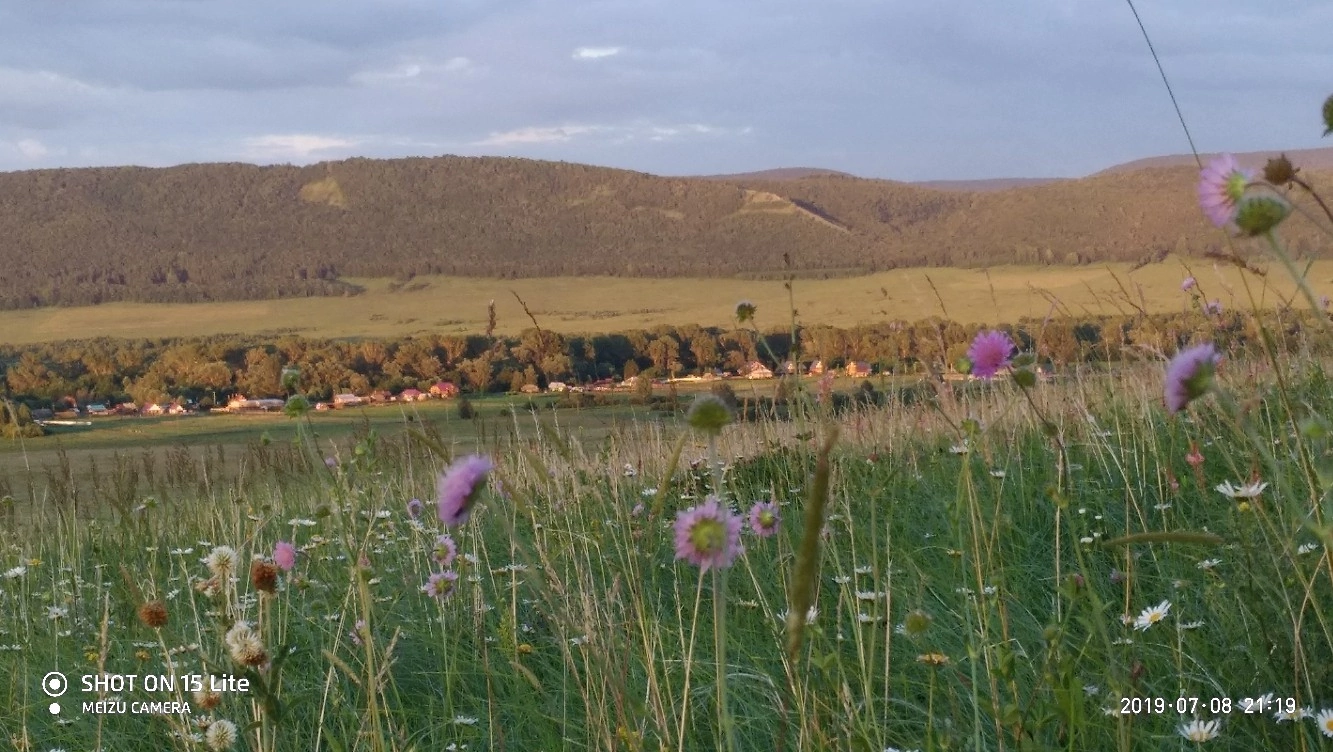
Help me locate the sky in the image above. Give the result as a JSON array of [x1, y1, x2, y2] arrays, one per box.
[[0, 0, 1329, 181]]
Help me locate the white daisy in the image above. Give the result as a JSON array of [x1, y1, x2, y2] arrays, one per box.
[[1177, 718, 1220, 742], [1196, 558, 1221, 570], [1317, 708, 1333, 738], [1297, 543, 1319, 555], [1273, 706, 1310, 722], [1133, 600, 1171, 631], [1215, 480, 1268, 499]]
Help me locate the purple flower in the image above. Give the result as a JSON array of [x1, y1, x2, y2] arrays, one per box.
[[1164, 343, 1221, 415], [1204, 299, 1223, 315], [273, 541, 297, 572], [406, 498, 423, 519], [1321, 295, 1330, 311], [433, 534, 458, 568], [437, 454, 493, 527], [423, 570, 459, 599], [1181, 277, 1196, 292], [967, 330, 1016, 380], [1198, 154, 1253, 228], [748, 500, 781, 538], [673, 495, 743, 571], [350, 619, 367, 647], [324, 457, 338, 468]]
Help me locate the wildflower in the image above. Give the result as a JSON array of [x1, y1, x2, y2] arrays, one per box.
[[47, 606, 68, 621], [1181, 276, 1196, 292], [1164, 343, 1221, 415], [1178, 620, 1205, 630], [1177, 718, 1220, 742], [424, 570, 460, 599], [436, 454, 493, 527], [204, 546, 237, 579], [966, 330, 1015, 380], [224, 622, 268, 667], [1322, 295, 1331, 311], [1215, 480, 1267, 500], [195, 577, 221, 598], [1274, 706, 1310, 722], [1318, 708, 1333, 738], [686, 394, 733, 436], [452, 715, 480, 726], [433, 535, 458, 568], [4, 565, 27, 579], [1297, 543, 1318, 555], [1262, 154, 1297, 185], [916, 652, 950, 666], [1204, 300, 1223, 315], [734, 300, 756, 323], [1186, 443, 1204, 467], [1197, 153, 1252, 228], [350, 619, 367, 647], [250, 560, 279, 594], [138, 600, 169, 629], [1133, 600, 1171, 631], [406, 498, 423, 519], [776, 606, 818, 624], [204, 718, 238, 751], [273, 541, 296, 572], [748, 500, 780, 538], [673, 495, 743, 571], [1196, 558, 1221, 570]]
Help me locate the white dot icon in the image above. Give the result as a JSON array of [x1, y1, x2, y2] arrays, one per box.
[[48, 678, 59, 690], [49, 702, 60, 715]]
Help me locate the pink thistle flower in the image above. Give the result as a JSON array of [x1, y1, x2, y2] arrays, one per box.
[[1204, 299, 1223, 315], [437, 454, 493, 527], [1181, 277, 1196, 292], [433, 535, 458, 568], [1164, 343, 1221, 415], [748, 500, 781, 538], [423, 570, 459, 599], [273, 541, 297, 572], [967, 330, 1016, 380], [1198, 153, 1253, 228], [1186, 443, 1205, 468], [406, 498, 423, 519], [673, 495, 743, 571]]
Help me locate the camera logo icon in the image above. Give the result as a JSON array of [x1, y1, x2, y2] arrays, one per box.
[[41, 672, 68, 698]]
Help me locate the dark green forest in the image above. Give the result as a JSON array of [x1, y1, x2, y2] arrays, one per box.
[[2, 308, 1323, 411], [3, 155, 1329, 310]]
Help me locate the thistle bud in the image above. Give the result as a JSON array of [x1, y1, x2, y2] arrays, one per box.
[[1233, 190, 1291, 237], [686, 394, 733, 436], [734, 300, 756, 323], [138, 600, 169, 629]]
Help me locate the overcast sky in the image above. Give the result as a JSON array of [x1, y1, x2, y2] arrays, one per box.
[[0, 0, 1328, 181]]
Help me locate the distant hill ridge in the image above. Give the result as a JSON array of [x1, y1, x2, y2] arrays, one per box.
[[0, 147, 1329, 310]]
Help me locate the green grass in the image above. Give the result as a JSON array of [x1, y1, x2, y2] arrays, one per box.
[[1, 355, 1331, 750], [2, 259, 1328, 344]]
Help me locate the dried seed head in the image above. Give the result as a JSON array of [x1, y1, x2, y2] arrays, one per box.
[[250, 560, 279, 594], [1262, 154, 1297, 185], [137, 600, 169, 629]]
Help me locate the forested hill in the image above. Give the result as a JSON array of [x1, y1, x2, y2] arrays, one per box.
[[0, 153, 1329, 310]]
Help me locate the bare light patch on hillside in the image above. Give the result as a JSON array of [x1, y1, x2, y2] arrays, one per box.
[[298, 176, 348, 208]]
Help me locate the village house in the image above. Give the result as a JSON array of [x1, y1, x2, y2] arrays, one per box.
[[143, 403, 166, 415], [743, 361, 774, 380], [369, 390, 393, 403], [808, 360, 826, 375], [397, 388, 425, 402], [546, 381, 569, 392], [846, 361, 873, 378], [333, 393, 363, 407], [520, 384, 541, 394], [430, 381, 460, 399], [86, 403, 111, 416]]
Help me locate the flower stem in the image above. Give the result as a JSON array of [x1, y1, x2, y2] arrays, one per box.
[[714, 567, 736, 752]]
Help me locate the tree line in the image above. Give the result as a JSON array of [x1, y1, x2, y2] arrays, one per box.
[[1, 307, 1322, 410]]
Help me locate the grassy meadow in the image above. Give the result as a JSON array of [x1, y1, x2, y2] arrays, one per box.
[[2, 347, 1332, 750], [3, 258, 1332, 344]]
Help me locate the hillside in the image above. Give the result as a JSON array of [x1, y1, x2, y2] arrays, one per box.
[[0, 153, 1329, 310]]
